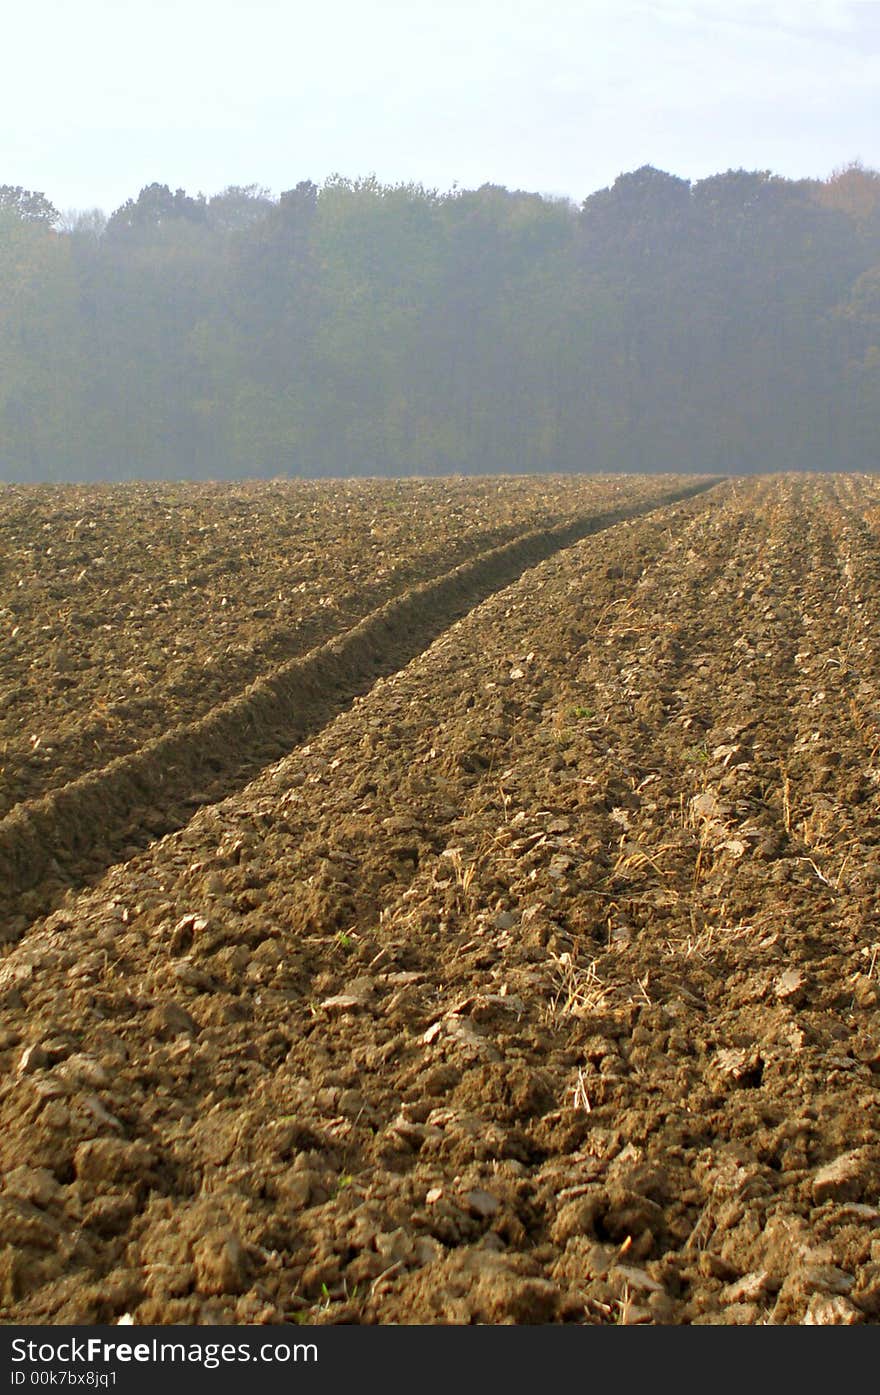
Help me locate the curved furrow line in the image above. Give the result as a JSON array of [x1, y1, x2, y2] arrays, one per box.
[[0, 479, 720, 940], [3, 478, 880, 1327]]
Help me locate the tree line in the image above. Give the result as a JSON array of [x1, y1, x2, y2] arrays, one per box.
[[1, 164, 879, 480]]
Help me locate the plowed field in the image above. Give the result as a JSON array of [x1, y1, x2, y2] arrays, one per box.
[[2, 473, 880, 1327], [0, 474, 707, 933], [1, 475, 683, 816]]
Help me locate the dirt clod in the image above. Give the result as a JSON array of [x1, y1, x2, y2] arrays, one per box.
[[2, 474, 880, 1325]]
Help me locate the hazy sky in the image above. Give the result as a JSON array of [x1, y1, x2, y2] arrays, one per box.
[[6, 0, 880, 214]]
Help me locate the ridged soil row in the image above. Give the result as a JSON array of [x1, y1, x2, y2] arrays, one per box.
[[0, 476, 671, 815], [0, 479, 719, 939], [6, 479, 879, 1326], [0, 483, 732, 1326]]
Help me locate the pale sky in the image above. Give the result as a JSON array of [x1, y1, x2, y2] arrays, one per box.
[[5, 0, 880, 214]]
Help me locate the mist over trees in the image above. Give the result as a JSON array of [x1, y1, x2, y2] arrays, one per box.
[[1, 165, 879, 481]]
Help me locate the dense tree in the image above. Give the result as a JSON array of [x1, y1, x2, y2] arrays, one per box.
[[0, 208, 85, 475], [0, 185, 59, 225], [106, 183, 208, 239], [206, 184, 274, 234], [0, 166, 878, 480]]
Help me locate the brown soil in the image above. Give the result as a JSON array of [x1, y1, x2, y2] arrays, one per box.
[[0, 475, 686, 815], [0, 476, 711, 935], [1, 473, 879, 1327]]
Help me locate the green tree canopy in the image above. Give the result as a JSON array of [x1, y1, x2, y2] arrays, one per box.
[[1, 165, 879, 480]]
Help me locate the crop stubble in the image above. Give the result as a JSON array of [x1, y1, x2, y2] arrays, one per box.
[[0, 473, 879, 1326]]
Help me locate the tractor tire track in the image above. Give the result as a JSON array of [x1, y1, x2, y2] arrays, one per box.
[[0, 479, 719, 939]]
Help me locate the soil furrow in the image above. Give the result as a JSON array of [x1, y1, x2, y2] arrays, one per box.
[[0, 480, 718, 939], [1, 475, 878, 1328], [2, 475, 667, 813], [0, 486, 728, 1324]]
